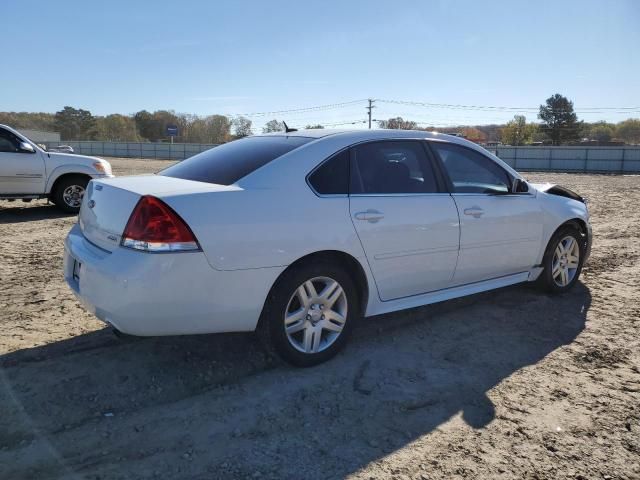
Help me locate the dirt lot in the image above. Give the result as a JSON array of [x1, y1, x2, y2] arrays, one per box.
[[1, 158, 639, 480]]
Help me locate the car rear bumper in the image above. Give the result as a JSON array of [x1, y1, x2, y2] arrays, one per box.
[[63, 223, 283, 336]]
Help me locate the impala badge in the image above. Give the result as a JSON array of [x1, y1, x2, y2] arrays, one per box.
[[88, 200, 96, 209]]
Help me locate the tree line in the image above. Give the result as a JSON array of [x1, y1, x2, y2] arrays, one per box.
[[1, 94, 639, 145], [0, 107, 327, 143], [0, 108, 254, 143], [378, 94, 640, 146]]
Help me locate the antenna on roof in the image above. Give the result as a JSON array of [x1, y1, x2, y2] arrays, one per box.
[[283, 121, 298, 133]]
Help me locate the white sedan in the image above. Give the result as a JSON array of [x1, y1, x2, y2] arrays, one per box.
[[64, 130, 592, 366]]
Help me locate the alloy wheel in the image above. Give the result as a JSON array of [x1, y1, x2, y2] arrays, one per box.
[[552, 235, 580, 287], [284, 276, 348, 354], [62, 185, 85, 208]]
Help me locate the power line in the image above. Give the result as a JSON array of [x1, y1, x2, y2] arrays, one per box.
[[225, 96, 638, 134], [231, 99, 368, 118], [377, 98, 640, 113], [322, 119, 368, 127], [223, 98, 638, 129]]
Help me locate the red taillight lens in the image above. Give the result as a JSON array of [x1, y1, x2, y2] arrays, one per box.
[[121, 196, 199, 252]]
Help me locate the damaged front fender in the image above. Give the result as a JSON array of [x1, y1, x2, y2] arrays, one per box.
[[531, 183, 587, 204]]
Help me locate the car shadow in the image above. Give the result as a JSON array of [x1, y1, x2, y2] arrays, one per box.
[[0, 203, 75, 224], [0, 282, 590, 479]]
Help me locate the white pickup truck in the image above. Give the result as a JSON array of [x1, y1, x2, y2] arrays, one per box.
[[0, 124, 113, 213]]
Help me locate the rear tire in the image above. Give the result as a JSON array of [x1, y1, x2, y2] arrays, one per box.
[[51, 175, 89, 213], [259, 260, 359, 367], [538, 224, 585, 293]]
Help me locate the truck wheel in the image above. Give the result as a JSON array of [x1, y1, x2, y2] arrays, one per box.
[[51, 175, 89, 213]]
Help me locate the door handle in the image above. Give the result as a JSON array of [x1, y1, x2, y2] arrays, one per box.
[[464, 207, 484, 218], [354, 209, 384, 223]]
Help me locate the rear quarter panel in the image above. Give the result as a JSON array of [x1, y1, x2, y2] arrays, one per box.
[[160, 136, 370, 272], [163, 186, 366, 271]]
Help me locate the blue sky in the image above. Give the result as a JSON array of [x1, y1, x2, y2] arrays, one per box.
[[3, 0, 639, 131]]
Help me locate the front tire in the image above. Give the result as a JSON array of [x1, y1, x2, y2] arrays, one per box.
[[51, 175, 89, 213], [538, 224, 585, 293], [259, 260, 358, 367]]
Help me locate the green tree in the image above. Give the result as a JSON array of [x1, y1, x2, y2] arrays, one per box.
[[133, 110, 181, 141], [94, 114, 140, 141], [616, 118, 640, 144], [304, 124, 324, 129], [232, 116, 253, 138], [54, 106, 96, 140], [587, 121, 615, 143], [500, 115, 535, 145], [184, 115, 231, 143], [263, 119, 284, 133], [538, 94, 581, 145], [206, 115, 232, 143], [0, 112, 56, 131], [133, 110, 157, 141], [378, 117, 417, 130]]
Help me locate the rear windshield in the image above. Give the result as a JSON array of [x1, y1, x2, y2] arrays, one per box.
[[159, 136, 312, 185]]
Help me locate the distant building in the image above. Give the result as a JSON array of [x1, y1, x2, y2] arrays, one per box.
[[18, 129, 61, 143]]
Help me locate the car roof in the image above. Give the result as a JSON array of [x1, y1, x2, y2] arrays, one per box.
[[259, 128, 481, 148], [258, 128, 521, 180]]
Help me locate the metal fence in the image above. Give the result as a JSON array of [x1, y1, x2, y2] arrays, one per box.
[[496, 146, 640, 173], [42, 141, 219, 160], [41, 141, 640, 173]]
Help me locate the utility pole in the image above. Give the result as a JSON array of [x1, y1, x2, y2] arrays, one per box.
[[366, 99, 375, 129]]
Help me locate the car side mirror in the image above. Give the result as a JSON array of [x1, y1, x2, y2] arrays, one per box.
[[512, 178, 529, 193], [18, 141, 35, 153]]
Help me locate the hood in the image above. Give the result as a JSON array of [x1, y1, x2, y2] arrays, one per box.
[[47, 151, 104, 165], [531, 183, 586, 203], [530, 182, 554, 192], [45, 151, 112, 175]]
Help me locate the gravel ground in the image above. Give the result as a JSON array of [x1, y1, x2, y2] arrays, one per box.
[[1, 158, 639, 479]]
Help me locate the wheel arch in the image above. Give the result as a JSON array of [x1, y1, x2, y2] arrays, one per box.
[[49, 172, 92, 197], [45, 165, 96, 194], [547, 218, 588, 245], [564, 217, 587, 236], [541, 217, 589, 263], [558, 217, 590, 256], [261, 250, 370, 321]]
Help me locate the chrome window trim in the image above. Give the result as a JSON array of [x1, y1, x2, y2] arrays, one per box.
[[350, 193, 452, 198], [310, 192, 349, 198], [451, 192, 536, 197]]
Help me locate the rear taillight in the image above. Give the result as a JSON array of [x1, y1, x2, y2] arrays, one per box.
[[121, 196, 200, 252]]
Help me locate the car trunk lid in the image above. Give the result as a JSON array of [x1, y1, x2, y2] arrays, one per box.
[[79, 175, 236, 252]]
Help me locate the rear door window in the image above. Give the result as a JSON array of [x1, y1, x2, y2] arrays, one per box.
[[350, 141, 439, 194], [160, 136, 312, 185]]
